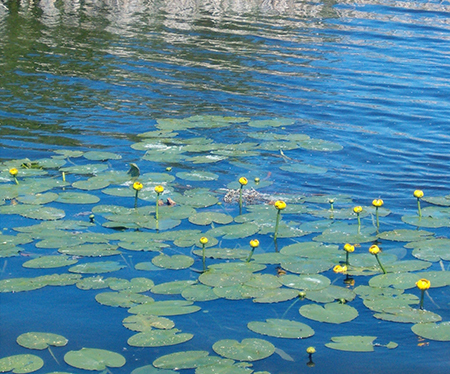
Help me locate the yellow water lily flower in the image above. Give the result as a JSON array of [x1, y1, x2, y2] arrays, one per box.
[[344, 243, 355, 253], [274, 200, 287, 210], [416, 278, 431, 291], [333, 264, 347, 273], [250, 239, 260, 248], [239, 177, 248, 186], [369, 245, 380, 255], [372, 199, 383, 207], [306, 347, 316, 355], [154, 185, 164, 194], [414, 190, 424, 198], [132, 181, 143, 191], [200, 237, 208, 245], [9, 168, 18, 176], [353, 206, 362, 213]]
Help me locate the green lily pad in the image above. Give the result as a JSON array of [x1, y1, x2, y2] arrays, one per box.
[[108, 277, 155, 292], [247, 319, 314, 339], [181, 284, 220, 302], [22, 255, 78, 269], [127, 329, 193, 347], [407, 238, 450, 262], [60, 164, 109, 175], [298, 138, 343, 152], [199, 270, 253, 288], [153, 351, 209, 370], [212, 338, 275, 362], [59, 244, 121, 257], [16, 332, 68, 350], [17, 192, 59, 205], [128, 300, 201, 316], [305, 285, 356, 303], [195, 362, 254, 374], [176, 171, 218, 181], [64, 348, 126, 371], [206, 223, 259, 240], [20, 206, 65, 221], [279, 274, 331, 291], [188, 212, 233, 225], [280, 258, 335, 274], [83, 151, 122, 161], [411, 321, 450, 341], [0, 354, 44, 373], [151, 254, 194, 270], [68, 261, 126, 274], [193, 248, 250, 260], [56, 192, 100, 204], [252, 288, 300, 303], [325, 336, 376, 352], [72, 177, 111, 191], [377, 229, 434, 242], [76, 276, 121, 290], [95, 291, 154, 308], [131, 365, 178, 374], [151, 280, 197, 295], [279, 163, 327, 174], [374, 307, 442, 323], [300, 302, 359, 324], [401, 215, 450, 228], [123, 314, 175, 331], [247, 118, 294, 128]]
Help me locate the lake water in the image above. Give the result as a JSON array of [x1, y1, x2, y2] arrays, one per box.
[[1, 0, 450, 373]]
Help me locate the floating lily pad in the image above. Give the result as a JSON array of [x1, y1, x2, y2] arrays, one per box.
[[325, 336, 376, 352], [95, 291, 153, 308], [16, 332, 68, 350], [411, 321, 450, 341], [151, 280, 197, 295], [279, 163, 327, 174], [59, 244, 121, 257], [128, 300, 201, 316], [199, 270, 253, 288], [123, 314, 175, 332], [407, 238, 450, 262], [153, 351, 209, 370], [127, 329, 193, 347], [176, 171, 218, 181], [17, 193, 59, 205], [377, 229, 434, 242], [252, 288, 300, 303], [192, 248, 250, 260], [212, 338, 275, 362], [22, 255, 78, 269], [151, 254, 194, 270], [0, 354, 44, 373], [72, 177, 111, 190], [247, 319, 314, 339], [279, 274, 331, 291], [247, 118, 294, 128], [56, 192, 100, 204], [64, 348, 126, 371], [181, 284, 220, 302], [305, 285, 356, 303], [20, 207, 65, 221], [206, 223, 259, 240], [300, 302, 358, 324], [76, 276, 121, 290], [374, 307, 442, 323], [68, 261, 126, 274], [363, 293, 419, 312], [131, 365, 178, 374], [83, 151, 122, 161], [188, 212, 233, 225], [280, 258, 334, 274]]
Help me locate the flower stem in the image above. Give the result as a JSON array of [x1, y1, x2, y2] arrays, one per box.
[[155, 193, 160, 220], [345, 251, 349, 266], [134, 190, 139, 209], [417, 198, 422, 217], [375, 254, 387, 274], [202, 243, 206, 272], [246, 247, 255, 263], [375, 207, 380, 229], [419, 289, 425, 310], [274, 210, 281, 241]]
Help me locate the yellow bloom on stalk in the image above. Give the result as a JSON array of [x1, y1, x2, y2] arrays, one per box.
[[353, 206, 362, 214], [306, 347, 316, 355], [250, 239, 259, 248], [414, 190, 424, 198], [9, 168, 18, 176], [133, 181, 143, 191], [274, 200, 287, 210], [369, 244, 381, 255], [239, 177, 248, 186], [154, 185, 164, 194], [344, 243, 355, 253], [333, 264, 347, 273], [416, 278, 431, 291], [372, 199, 383, 208], [199, 237, 208, 245]]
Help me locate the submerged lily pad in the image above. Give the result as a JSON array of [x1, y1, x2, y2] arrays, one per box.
[[300, 302, 359, 324], [0, 354, 44, 373], [411, 321, 450, 341], [16, 332, 68, 350], [212, 338, 275, 361], [127, 329, 193, 347], [64, 348, 126, 371], [247, 319, 314, 339]]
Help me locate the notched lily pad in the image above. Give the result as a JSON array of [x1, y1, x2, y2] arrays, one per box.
[[151, 254, 194, 270], [128, 300, 201, 316], [325, 336, 376, 352], [0, 354, 44, 373], [247, 319, 314, 339], [123, 314, 175, 332], [16, 332, 68, 350], [64, 348, 126, 371], [300, 302, 359, 324], [212, 338, 275, 361], [411, 321, 450, 341], [127, 329, 193, 347]]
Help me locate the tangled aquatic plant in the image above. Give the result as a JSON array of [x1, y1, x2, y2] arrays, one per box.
[[132, 181, 143, 209], [199, 237, 208, 272], [9, 168, 19, 185], [414, 190, 424, 217], [154, 185, 164, 220], [369, 244, 386, 274], [343, 243, 354, 266], [273, 200, 286, 241], [416, 278, 431, 310], [238, 177, 248, 213], [246, 239, 260, 262], [372, 198, 383, 229]]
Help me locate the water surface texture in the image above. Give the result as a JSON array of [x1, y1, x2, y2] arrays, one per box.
[[1, 0, 450, 373]]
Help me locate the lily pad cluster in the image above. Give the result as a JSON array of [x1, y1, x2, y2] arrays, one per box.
[[1, 116, 450, 373]]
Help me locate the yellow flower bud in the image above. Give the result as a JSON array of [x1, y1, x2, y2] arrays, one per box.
[[274, 200, 287, 210], [9, 168, 18, 176], [254, 177, 260, 183], [306, 347, 316, 355], [199, 237, 208, 245], [344, 243, 355, 253], [333, 264, 347, 273], [414, 190, 424, 198], [372, 199, 384, 207], [416, 278, 430, 291], [239, 177, 248, 186], [353, 206, 362, 214], [132, 181, 143, 191], [250, 239, 259, 248], [154, 185, 164, 194], [369, 245, 380, 255]]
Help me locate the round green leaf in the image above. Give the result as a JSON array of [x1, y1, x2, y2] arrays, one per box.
[[127, 329, 193, 347], [176, 171, 218, 181], [212, 338, 275, 361], [374, 307, 442, 323], [247, 319, 314, 339], [325, 336, 376, 352], [188, 212, 233, 225], [151, 254, 194, 270], [153, 351, 209, 370], [22, 255, 78, 269], [56, 192, 100, 204], [411, 321, 450, 341], [300, 302, 358, 324], [128, 300, 201, 316], [279, 274, 331, 291], [95, 291, 153, 308], [151, 280, 197, 295], [68, 261, 126, 274], [16, 332, 68, 350], [64, 348, 126, 371], [83, 151, 122, 161], [123, 315, 175, 332], [20, 207, 65, 221], [0, 354, 44, 373]]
